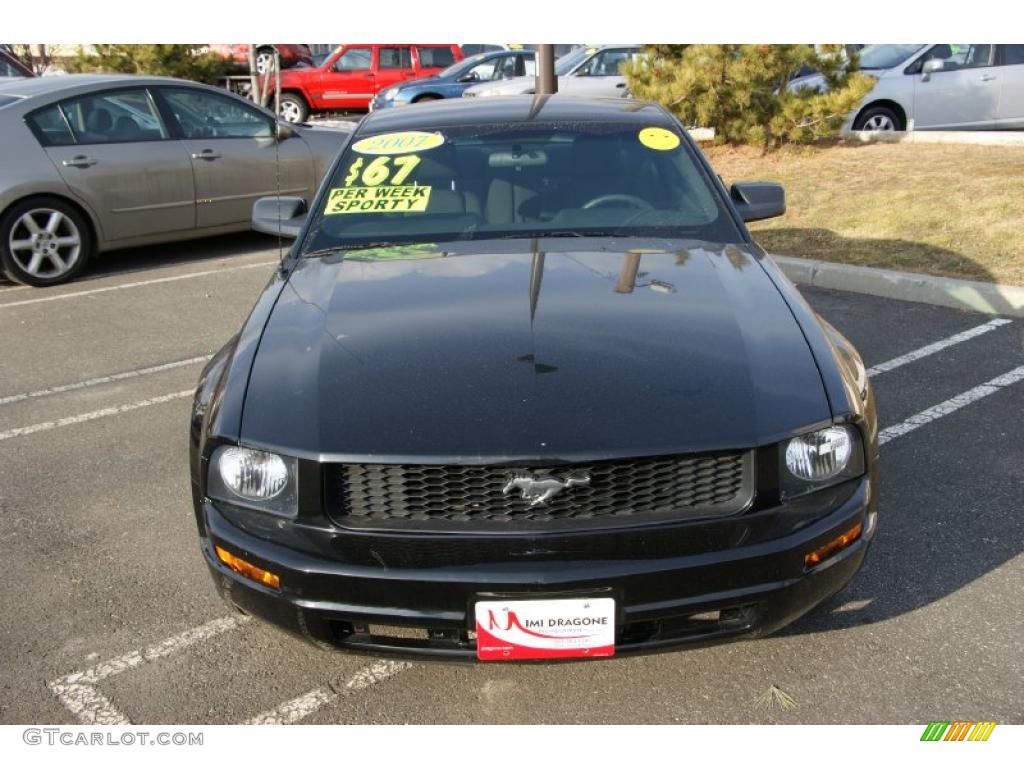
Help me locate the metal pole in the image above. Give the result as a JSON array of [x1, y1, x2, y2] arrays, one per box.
[[536, 44, 557, 95]]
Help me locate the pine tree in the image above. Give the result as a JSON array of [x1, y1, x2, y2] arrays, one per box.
[[68, 45, 228, 85], [624, 44, 876, 148]]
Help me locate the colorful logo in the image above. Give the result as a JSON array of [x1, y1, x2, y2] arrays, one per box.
[[921, 721, 997, 741]]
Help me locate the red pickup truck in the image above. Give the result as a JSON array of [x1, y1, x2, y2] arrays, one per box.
[[274, 44, 463, 122]]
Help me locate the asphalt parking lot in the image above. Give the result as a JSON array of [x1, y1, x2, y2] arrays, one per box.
[[0, 236, 1021, 725]]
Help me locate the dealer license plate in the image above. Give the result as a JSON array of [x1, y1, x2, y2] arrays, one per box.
[[474, 597, 616, 661]]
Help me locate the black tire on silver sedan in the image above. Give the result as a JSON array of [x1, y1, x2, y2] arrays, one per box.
[[0, 197, 92, 287], [854, 105, 903, 132]]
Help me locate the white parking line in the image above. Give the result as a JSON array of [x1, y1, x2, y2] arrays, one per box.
[[49, 615, 250, 725], [0, 260, 277, 309], [866, 318, 1013, 377], [879, 364, 1024, 445], [0, 390, 192, 442], [245, 660, 413, 725], [0, 355, 212, 406]]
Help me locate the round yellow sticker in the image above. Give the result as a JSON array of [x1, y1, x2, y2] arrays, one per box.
[[352, 131, 445, 156], [638, 127, 680, 151]]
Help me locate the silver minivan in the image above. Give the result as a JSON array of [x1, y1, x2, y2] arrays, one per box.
[[792, 44, 1024, 131]]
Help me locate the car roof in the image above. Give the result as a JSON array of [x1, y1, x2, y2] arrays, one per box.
[[0, 73, 215, 100], [357, 95, 672, 133]]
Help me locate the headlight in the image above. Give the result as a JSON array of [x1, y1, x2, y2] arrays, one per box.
[[207, 446, 298, 517], [781, 425, 864, 499], [383, 87, 399, 100]]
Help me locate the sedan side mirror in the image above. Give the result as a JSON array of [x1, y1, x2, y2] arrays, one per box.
[[921, 58, 945, 82], [252, 196, 307, 239], [457, 72, 479, 83], [731, 182, 785, 222], [276, 121, 296, 140]]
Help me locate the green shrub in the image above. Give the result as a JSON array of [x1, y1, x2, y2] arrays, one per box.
[[625, 45, 876, 149], [68, 44, 229, 85]]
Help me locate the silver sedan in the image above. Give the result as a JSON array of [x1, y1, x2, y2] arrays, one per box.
[[0, 75, 348, 286]]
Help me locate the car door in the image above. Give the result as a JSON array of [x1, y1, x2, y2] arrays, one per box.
[[566, 48, 639, 96], [320, 46, 375, 108], [994, 45, 1024, 128], [912, 44, 998, 129], [36, 87, 196, 241], [157, 86, 314, 229], [377, 46, 416, 92]]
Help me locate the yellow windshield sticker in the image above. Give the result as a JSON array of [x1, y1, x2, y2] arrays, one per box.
[[638, 127, 680, 151], [351, 131, 444, 156], [344, 155, 422, 187], [325, 185, 432, 215]]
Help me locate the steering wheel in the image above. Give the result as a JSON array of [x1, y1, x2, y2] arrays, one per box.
[[581, 194, 653, 210]]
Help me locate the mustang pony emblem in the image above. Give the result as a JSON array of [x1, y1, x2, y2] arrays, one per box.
[[502, 472, 591, 507]]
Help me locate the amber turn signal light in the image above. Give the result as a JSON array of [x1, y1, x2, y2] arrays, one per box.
[[215, 545, 280, 590], [804, 521, 863, 569]]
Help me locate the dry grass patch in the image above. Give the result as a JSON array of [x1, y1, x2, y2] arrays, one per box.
[[704, 141, 1024, 285]]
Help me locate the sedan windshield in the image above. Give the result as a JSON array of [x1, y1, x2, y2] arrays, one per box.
[[302, 122, 741, 254], [554, 47, 592, 75], [437, 54, 483, 79], [857, 44, 925, 70]]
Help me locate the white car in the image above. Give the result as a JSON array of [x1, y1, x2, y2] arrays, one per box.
[[462, 45, 643, 99], [791, 44, 1024, 131]]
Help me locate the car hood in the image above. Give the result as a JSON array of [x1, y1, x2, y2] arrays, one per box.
[[389, 76, 439, 92], [240, 239, 831, 461]]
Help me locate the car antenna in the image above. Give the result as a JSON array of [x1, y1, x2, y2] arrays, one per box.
[[273, 46, 285, 272]]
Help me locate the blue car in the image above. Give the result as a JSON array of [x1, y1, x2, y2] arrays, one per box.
[[369, 49, 536, 110]]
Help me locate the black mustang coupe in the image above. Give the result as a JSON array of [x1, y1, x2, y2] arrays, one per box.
[[190, 96, 878, 661]]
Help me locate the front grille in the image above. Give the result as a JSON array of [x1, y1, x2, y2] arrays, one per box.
[[325, 451, 754, 531]]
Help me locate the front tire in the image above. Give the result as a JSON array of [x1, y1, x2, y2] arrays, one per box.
[[854, 105, 903, 132], [278, 93, 309, 124], [0, 197, 93, 287]]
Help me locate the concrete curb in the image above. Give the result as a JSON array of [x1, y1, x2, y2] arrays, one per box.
[[771, 255, 1024, 318], [842, 129, 1024, 146]]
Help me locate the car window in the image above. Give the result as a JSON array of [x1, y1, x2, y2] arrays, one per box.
[[522, 56, 536, 77], [56, 88, 168, 145], [304, 122, 739, 254], [333, 47, 372, 71], [162, 87, 272, 139], [1000, 45, 1024, 66], [577, 50, 636, 77], [0, 57, 26, 77], [922, 44, 993, 71], [379, 47, 412, 70], [466, 59, 497, 81], [494, 55, 518, 80], [417, 46, 456, 68], [26, 103, 77, 146]]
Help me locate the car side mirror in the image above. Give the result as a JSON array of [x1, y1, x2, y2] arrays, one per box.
[[252, 196, 307, 239], [276, 121, 295, 139], [731, 182, 785, 222], [921, 58, 945, 82], [457, 72, 478, 83]]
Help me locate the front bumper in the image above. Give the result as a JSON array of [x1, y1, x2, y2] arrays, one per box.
[[199, 477, 875, 661]]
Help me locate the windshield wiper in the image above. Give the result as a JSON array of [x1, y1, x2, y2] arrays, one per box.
[[303, 243, 405, 259]]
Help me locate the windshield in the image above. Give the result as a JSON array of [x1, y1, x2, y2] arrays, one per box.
[[857, 44, 925, 70], [554, 47, 592, 75], [438, 54, 484, 79], [302, 122, 741, 254]]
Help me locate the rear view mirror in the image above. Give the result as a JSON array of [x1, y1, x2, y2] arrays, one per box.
[[921, 58, 945, 81], [730, 182, 785, 222], [252, 196, 307, 239]]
